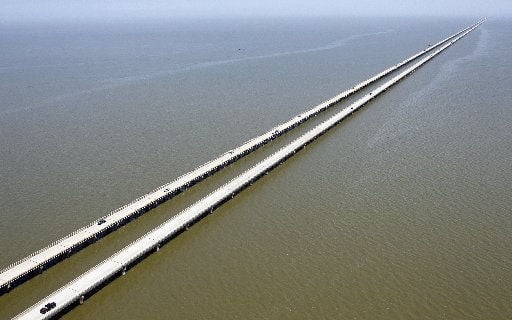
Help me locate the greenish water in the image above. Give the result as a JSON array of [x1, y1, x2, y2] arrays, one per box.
[[1, 17, 511, 319]]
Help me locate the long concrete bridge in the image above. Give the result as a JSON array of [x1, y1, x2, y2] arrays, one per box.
[[11, 19, 484, 319], [0, 20, 481, 296]]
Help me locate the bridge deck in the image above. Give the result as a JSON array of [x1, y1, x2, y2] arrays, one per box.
[[13, 19, 484, 319], [0, 19, 478, 295]]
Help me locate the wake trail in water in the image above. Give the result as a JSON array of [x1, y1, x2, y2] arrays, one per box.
[[366, 28, 487, 149], [0, 29, 394, 117], [179, 30, 394, 71]]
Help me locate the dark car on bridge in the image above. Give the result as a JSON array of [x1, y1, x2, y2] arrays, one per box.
[[40, 302, 56, 314]]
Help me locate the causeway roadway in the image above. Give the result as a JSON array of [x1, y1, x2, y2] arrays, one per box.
[[12, 19, 484, 320], [0, 19, 480, 296]]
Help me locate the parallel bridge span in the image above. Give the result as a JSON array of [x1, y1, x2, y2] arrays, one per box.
[[13, 19, 484, 320], [0, 19, 479, 295]]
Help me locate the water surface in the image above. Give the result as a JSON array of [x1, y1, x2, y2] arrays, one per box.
[[0, 17, 511, 319]]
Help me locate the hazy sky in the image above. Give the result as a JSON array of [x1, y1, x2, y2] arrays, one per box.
[[1, 0, 511, 23]]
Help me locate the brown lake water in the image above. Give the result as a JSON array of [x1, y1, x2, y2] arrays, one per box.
[[0, 17, 511, 319]]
